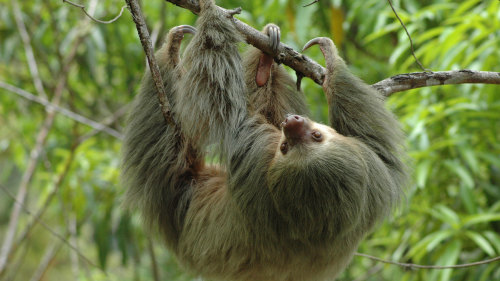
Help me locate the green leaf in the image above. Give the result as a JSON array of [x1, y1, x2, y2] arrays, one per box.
[[416, 159, 432, 188], [458, 147, 479, 174], [465, 231, 496, 256], [478, 153, 500, 169], [463, 213, 500, 227], [441, 41, 467, 69], [406, 230, 454, 260], [364, 22, 401, 43], [416, 27, 445, 43], [436, 240, 461, 281], [443, 160, 474, 189], [453, 0, 481, 17], [460, 184, 477, 214], [389, 41, 411, 66], [430, 205, 460, 228], [483, 231, 500, 254], [463, 38, 498, 67]]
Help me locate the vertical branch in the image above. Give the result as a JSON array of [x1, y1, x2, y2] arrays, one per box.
[[29, 241, 64, 281], [68, 214, 81, 279], [147, 237, 160, 281], [12, 1, 48, 99], [125, 0, 176, 125]]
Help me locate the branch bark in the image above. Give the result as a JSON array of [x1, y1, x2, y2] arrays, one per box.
[[166, 0, 326, 84], [164, 0, 500, 95], [125, 0, 176, 125], [374, 70, 500, 96]]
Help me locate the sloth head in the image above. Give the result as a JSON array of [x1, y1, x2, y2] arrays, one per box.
[[276, 115, 337, 158], [267, 115, 370, 237]]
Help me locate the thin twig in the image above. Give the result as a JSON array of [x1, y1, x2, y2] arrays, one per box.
[[10, 142, 78, 257], [77, 105, 129, 143], [353, 263, 383, 281], [126, 0, 176, 125], [356, 253, 500, 269], [0, 81, 123, 139], [12, 1, 48, 99], [3, 235, 30, 281], [68, 214, 80, 279], [63, 0, 126, 24], [387, 0, 429, 71], [0, 184, 102, 272], [303, 0, 320, 7], [147, 237, 161, 281], [29, 241, 64, 281]]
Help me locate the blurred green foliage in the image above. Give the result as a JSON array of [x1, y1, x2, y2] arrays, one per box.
[[0, 0, 499, 280]]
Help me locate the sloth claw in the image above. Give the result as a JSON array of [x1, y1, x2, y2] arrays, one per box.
[[167, 25, 196, 48], [171, 25, 197, 36], [302, 37, 332, 53], [166, 25, 196, 66], [264, 24, 281, 52], [302, 37, 337, 74]]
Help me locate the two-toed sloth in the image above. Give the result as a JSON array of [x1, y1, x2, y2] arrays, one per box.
[[122, 0, 408, 280]]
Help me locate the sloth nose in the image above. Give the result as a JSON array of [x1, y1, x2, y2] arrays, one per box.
[[282, 115, 307, 141], [283, 115, 303, 125]]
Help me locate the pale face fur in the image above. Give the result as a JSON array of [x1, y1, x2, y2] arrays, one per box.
[[274, 117, 341, 164]]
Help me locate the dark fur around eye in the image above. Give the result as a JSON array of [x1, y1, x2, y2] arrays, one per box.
[[312, 131, 323, 141], [280, 142, 288, 154]]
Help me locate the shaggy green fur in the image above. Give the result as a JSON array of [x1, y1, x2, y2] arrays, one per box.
[[122, 0, 408, 280]]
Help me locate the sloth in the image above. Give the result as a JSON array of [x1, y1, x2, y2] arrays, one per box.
[[122, 0, 407, 280]]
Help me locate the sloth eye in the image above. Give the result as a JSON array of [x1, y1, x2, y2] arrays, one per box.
[[280, 142, 288, 154], [312, 131, 323, 141]]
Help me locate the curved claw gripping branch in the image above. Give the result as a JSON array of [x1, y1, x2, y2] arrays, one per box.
[[302, 37, 337, 73]]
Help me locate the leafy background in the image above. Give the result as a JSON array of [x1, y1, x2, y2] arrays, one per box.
[[0, 0, 499, 280]]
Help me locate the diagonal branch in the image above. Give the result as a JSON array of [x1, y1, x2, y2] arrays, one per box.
[[0, 81, 123, 139], [12, 1, 48, 99], [165, 0, 326, 85], [125, 0, 176, 125]]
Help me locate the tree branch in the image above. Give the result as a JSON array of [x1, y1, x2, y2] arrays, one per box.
[[165, 0, 326, 84], [0, 81, 123, 139], [355, 252, 500, 270], [12, 1, 48, 99], [164, 0, 500, 95], [374, 70, 500, 96], [63, 0, 126, 24], [0, 184, 100, 272], [126, 0, 176, 125]]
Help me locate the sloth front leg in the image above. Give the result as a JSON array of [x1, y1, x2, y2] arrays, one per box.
[[163, 25, 196, 69], [245, 24, 309, 128], [255, 23, 280, 86]]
